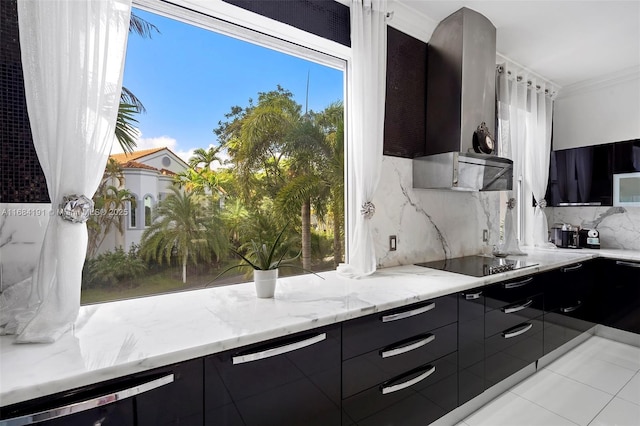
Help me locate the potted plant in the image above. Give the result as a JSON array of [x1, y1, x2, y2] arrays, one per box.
[[216, 224, 320, 298]]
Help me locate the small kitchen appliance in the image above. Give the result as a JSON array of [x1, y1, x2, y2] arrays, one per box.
[[578, 229, 601, 249], [416, 255, 538, 277], [555, 224, 579, 248]]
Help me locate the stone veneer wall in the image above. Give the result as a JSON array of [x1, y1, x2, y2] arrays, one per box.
[[545, 206, 640, 251]]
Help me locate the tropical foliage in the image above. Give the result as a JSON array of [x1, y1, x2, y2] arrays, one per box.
[[139, 187, 228, 284], [87, 158, 135, 258], [83, 246, 146, 289], [85, 85, 343, 299]]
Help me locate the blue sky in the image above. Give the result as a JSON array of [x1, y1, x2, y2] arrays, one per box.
[[116, 8, 344, 162]]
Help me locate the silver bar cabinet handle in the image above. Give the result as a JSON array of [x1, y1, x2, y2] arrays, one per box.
[[502, 299, 534, 314], [464, 291, 482, 300], [0, 374, 174, 426], [616, 260, 640, 269], [561, 263, 583, 272], [503, 277, 533, 289], [381, 303, 435, 322], [380, 365, 436, 395], [561, 301, 582, 313], [232, 333, 326, 365], [380, 334, 435, 359], [502, 323, 533, 339]]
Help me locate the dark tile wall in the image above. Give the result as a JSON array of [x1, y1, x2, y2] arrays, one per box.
[[0, 0, 49, 203]]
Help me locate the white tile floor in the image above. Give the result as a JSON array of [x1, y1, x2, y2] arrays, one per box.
[[458, 336, 640, 426]]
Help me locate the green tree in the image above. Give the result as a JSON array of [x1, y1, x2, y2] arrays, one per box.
[[87, 159, 135, 258], [189, 146, 224, 171], [216, 87, 344, 270], [139, 187, 227, 284]]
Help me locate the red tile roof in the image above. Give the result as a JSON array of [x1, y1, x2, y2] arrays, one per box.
[[120, 160, 159, 171], [110, 147, 165, 164]]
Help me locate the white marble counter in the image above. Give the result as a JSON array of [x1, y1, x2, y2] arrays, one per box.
[[1, 249, 638, 407]]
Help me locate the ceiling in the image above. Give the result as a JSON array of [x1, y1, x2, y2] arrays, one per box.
[[399, 0, 640, 89]]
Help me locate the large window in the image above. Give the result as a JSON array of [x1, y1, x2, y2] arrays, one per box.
[[81, 2, 346, 304]]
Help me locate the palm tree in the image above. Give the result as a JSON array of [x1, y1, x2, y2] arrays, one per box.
[[189, 146, 224, 171], [139, 187, 226, 284], [87, 159, 136, 257]]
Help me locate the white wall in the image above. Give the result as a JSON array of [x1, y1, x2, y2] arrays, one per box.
[[553, 69, 640, 150]]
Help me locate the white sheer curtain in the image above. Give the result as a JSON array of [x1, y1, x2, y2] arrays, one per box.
[[338, 0, 387, 278], [1, 0, 132, 343], [497, 62, 556, 249], [524, 79, 555, 247], [496, 64, 526, 254]]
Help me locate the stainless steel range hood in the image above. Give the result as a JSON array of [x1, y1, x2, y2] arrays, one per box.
[[413, 7, 513, 191]]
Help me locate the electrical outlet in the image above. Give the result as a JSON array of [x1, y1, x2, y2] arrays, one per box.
[[482, 229, 489, 242], [389, 235, 397, 251]]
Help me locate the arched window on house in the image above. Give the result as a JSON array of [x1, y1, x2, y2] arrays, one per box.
[[144, 194, 153, 227], [129, 194, 138, 229]]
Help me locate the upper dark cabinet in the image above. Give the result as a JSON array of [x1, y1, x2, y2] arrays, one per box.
[[383, 26, 427, 158], [547, 139, 640, 206], [614, 140, 640, 173]]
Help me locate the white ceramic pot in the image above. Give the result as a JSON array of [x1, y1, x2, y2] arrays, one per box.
[[253, 269, 278, 298]]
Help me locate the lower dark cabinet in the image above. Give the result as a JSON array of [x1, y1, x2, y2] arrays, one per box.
[[594, 258, 640, 333], [204, 324, 342, 426], [543, 262, 597, 355], [136, 359, 204, 425], [0, 368, 182, 426], [342, 353, 458, 426], [458, 288, 485, 405], [485, 318, 544, 386]]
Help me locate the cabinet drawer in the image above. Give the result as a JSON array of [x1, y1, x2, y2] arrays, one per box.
[[485, 274, 543, 311], [485, 318, 543, 386], [342, 295, 457, 360], [342, 353, 458, 426], [204, 324, 341, 426], [485, 294, 543, 337], [343, 322, 457, 398]]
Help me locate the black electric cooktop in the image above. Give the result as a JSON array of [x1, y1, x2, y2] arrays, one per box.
[[416, 255, 538, 277]]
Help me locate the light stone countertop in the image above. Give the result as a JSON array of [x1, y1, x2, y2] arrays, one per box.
[[1, 248, 638, 408]]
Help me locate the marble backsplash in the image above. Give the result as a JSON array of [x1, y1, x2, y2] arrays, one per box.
[[0, 203, 50, 290], [546, 206, 640, 251], [370, 156, 503, 268], [1, 158, 504, 290]]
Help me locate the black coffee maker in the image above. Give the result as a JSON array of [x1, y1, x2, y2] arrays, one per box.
[[579, 229, 601, 249], [557, 224, 578, 248]]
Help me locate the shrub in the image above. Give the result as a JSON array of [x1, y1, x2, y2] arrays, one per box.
[[83, 247, 147, 289]]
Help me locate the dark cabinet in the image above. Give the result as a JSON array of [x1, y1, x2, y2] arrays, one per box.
[[593, 258, 640, 334], [543, 262, 597, 355], [341, 296, 458, 426], [547, 144, 613, 206], [547, 139, 640, 206], [383, 26, 427, 158], [204, 324, 342, 426], [136, 359, 204, 425], [483, 274, 544, 387], [458, 288, 485, 405], [0, 364, 186, 426], [613, 140, 640, 173]]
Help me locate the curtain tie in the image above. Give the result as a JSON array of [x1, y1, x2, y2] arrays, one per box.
[[536, 199, 547, 209], [361, 201, 376, 219], [507, 198, 516, 210], [59, 194, 94, 223]]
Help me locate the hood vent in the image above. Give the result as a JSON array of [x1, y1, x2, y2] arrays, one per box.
[[413, 7, 513, 191]]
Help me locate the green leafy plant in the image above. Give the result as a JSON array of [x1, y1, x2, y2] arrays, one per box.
[[214, 224, 323, 279]]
